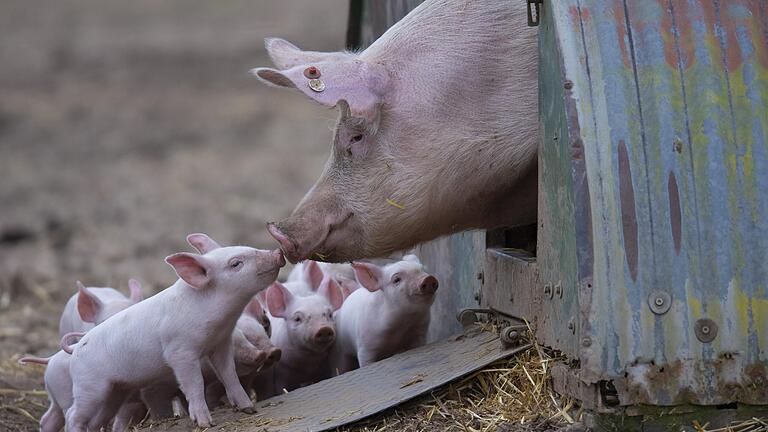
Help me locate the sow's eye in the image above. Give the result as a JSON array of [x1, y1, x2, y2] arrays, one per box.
[[229, 258, 243, 269], [345, 133, 365, 156]]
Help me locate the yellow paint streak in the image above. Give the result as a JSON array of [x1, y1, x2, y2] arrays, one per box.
[[752, 287, 768, 347], [686, 279, 702, 319], [730, 279, 751, 339]]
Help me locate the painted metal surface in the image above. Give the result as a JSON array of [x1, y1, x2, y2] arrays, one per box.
[[551, 0, 768, 405], [142, 328, 528, 432]]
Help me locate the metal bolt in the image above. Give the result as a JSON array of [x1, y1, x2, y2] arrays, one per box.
[[648, 291, 672, 315], [544, 283, 553, 299], [581, 337, 592, 347], [567, 318, 575, 334], [555, 281, 563, 299], [564, 80, 573, 90], [694, 318, 718, 343]]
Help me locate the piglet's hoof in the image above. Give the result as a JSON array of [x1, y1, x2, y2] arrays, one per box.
[[241, 406, 255, 414]]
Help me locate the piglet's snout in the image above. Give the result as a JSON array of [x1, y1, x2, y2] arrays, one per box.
[[266, 347, 282, 365], [314, 326, 335, 345], [419, 276, 439, 296]]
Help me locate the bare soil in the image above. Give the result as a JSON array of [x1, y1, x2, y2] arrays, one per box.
[[0, 1, 345, 429]]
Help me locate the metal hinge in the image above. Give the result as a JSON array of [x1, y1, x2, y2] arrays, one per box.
[[527, 0, 543, 26]]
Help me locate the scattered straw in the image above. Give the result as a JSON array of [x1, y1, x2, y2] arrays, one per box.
[[386, 199, 405, 210], [340, 324, 576, 431], [699, 418, 768, 432], [0, 405, 38, 423]]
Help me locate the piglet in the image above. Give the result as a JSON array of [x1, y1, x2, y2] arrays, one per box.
[[262, 277, 343, 396], [59, 279, 143, 337], [332, 255, 438, 373], [19, 278, 144, 432], [65, 233, 284, 430], [285, 260, 355, 295], [204, 298, 282, 407]]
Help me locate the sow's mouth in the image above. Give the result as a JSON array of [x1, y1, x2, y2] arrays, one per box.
[[267, 223, 306, 264], [267, 214, 353, 264]]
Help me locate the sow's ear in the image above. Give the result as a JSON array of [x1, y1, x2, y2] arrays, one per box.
[[264, 38, 354, 70], [251, 56, 389, 122]]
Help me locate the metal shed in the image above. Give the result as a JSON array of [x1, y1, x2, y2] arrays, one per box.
[[350, 0, 768, 427]]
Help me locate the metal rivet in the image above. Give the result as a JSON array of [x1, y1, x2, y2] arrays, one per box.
[[457, 309, 478, 329], [581, 337, 592, 347], [673, 137, 683, 153], [694, 318, 718, 343], [555, 281, 563, 299], [303, 66, 321, 79], [564, 80, 573, 90], [648, 291, 672, 315], [567, 318, 575, 334], [544, 283, 553, 299], [308, 78, 325, 92]]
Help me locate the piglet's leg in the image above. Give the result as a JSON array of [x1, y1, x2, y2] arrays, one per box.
[[209, 341, 254, 412], [165, 353, 213, 427], [39, 402, 64, 432]]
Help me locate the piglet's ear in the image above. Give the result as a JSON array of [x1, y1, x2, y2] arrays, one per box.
[[304, 261, 324, 292], [165, 253, 211, 290], [337, 276, 359, 300], [264, 38, 355, 70], [244, 296, 264, 318], [250, 58, 389, 123], [351, 262, 383, 292], [128, 278, 144, 303], [186, 233, 221, 255], [319, 277, 344, 312], [76, 281, 103, 323], [402, 254, 421, 264], [266, 282, 292, 319]]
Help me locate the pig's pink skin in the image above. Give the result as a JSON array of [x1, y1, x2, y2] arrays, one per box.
[[266, 277, 343, 394], [112, 391, 147, 432], [18, 350, 70, 432], [253, 0, 538, 263], [287, 261, 355, 289], [59, 279, 143, 337], [65, 234, 284, 430], [332, 255, 437, 373], [19, 281, 141, 432]]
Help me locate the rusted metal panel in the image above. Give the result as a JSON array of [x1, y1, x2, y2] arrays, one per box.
[[351, 0, 426, 48], [417, 232, 485, 342], [143, 328, 528, 432], [552, 0, 768, 405]]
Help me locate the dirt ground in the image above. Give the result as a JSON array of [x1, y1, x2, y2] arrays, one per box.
[[0, 1, 346, 429]]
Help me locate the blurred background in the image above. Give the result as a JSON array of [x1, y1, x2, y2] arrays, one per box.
[[0, 0, 346, 421]]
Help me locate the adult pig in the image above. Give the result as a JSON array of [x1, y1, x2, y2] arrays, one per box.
[[253, 0, 538, 262]]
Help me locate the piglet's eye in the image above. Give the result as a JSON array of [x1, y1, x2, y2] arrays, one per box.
[[392, 276, 402, 284], [230, 259, 243, 269], [350, 134, 364, 144]]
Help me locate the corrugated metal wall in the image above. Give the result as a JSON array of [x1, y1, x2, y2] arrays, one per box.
[[553, 0, 768, 404]]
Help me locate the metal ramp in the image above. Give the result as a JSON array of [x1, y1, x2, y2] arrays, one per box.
[[145, 327, 529, 431]]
